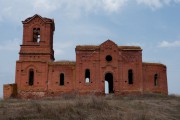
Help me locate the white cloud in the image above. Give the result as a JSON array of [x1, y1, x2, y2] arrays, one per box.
[[1, 0, 180, 22], [158, 40, 180, 47], [0, 0, 128, 22], [126, 42, 145, 47], [102, 0, 128, 12], [136, 0, 171, 9], [136, 0, 180, 10], [33, 0, 60, 14]]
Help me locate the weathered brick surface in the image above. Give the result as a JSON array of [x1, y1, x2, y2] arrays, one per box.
[[3, 84, 17, 99], [142, 63, 168, 95], [3, 15, 168, 99]]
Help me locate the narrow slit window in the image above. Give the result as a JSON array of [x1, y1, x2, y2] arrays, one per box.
[[60, 73, 64, 86], [154, 74, 158, 86], [85, 69, 90, 83], [128, 69, 133, 84], [33, 28, 40, 42], [29, 69, 34, 86]]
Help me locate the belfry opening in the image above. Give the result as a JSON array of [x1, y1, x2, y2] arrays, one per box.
[[105, 73, 114, 94]]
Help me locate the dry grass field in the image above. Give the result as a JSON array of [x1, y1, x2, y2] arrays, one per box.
[[0, 94, 180, 120]]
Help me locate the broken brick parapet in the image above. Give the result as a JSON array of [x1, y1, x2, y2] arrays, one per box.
[[3, 84, 17, 99]]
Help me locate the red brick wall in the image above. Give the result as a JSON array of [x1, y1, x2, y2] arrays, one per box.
[[3, 84, 17, 99], [15, 61, 77, 98], [3, 15, 168, 99], [20, 14, 54, 61], [48, 62, 76, 95], [75, 40, 144, 95], [119, 50, 143, 95], [75, 49, 101, 94], [142, 63, 168, 95], [15, 61, 48, 98], [99, 41, 119, 94], [14, 15, 55, 98]]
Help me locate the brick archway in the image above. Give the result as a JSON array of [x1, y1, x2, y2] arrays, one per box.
[[105, 73, 114, 94]]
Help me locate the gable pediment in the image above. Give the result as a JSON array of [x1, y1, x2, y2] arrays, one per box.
[[100, 39, 118, 50], [22, 14, 55, 30], [22, 14, 46, 24]]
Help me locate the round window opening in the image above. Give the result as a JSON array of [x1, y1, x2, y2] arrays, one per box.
[[106, 55, 112, 62]]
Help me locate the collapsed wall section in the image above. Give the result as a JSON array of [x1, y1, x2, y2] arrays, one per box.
[[3, 84, 17, 99]]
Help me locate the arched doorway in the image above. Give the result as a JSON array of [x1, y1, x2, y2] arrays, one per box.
[[105, 73, 114, 94]]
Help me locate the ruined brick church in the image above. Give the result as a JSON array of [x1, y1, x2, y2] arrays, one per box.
[[3, 14, 168, 99]]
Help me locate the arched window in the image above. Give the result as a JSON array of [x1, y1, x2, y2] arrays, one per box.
[[60, 73, 64, 86], [33, 28, 40, 42], [29, 69, 34, 86], [85, 69, 90, 83], [128, 69, 133, 84], [154, 74, 158, 86]]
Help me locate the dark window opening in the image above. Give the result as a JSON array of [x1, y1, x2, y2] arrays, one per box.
[[128, 69, 133, 84], [33, 28, 40, 42], [105, 73, 114, 94], [85, 69, 90, 83], [106, 55, 112, 62], [29, 69, 34, 86], [60, 73, 64, 86], [154, 74, 158, 86]]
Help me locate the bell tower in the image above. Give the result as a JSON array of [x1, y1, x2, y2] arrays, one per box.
[[20, 14, 55, 61], [15, 15, 55, 96]]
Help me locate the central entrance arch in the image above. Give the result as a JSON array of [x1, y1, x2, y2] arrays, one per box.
[[105, 73, 114, 94]]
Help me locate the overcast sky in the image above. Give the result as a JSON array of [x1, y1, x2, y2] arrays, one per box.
[[0, 0, 180, 97]]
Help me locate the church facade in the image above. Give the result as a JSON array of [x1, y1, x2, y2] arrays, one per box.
[[3, 15, 168, 99]]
